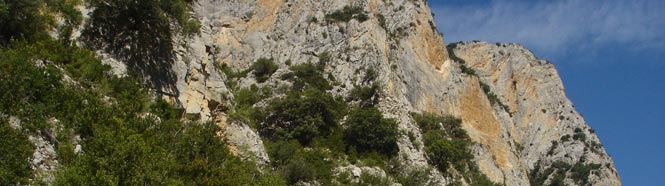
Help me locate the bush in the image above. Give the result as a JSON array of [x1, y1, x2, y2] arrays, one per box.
[[251, 58, 278, 83], [228, 86, 271, 127], [0, 0, 61, 45], [573, 133, 587, 141], [377, 14, 387, 30], [0, 123, 34, 185], [267, 140, 336, 185], [282, 63, 331, 91], [268, 140, 302, 167], [547, 141, 559, 155], [344, 107, 399, 156], [479, 81, 510, 112], [423, 131, 471, 173], [394, 167, 436, 186], [460, 64, 476, 75], [446, 43, 466, 64], [262, 87, 346, 145], [412, 113, 468, 140], [348, 83, 381, 108], [529, 160, 600, 186], [325, 6, 369, 23], [317, 52, 332, 67], [362, 69, 378, 84], [570, 162, 601, 185], [573, 128, 587, 141], [55, 114, 274, 185], [560, 134, 571, 142]]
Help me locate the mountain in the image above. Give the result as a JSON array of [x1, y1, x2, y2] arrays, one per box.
[[0, 0, 619, 185]]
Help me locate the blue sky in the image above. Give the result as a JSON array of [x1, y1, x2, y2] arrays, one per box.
[[428, 0, 665, 185]]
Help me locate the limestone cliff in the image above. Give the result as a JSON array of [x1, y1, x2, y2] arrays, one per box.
[[92, 0, 620, 185]]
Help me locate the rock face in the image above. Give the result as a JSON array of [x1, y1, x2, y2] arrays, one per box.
[[449, 42, 620, 185], [90, 0, 619, 185]]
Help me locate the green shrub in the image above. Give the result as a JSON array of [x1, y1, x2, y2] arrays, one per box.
[[446, 43, 466, 64], [349, 83, 381, 108], [282, 63, 331, 91], [308, 16, 318, 23], [412, 113, 469, 141], [570, 162, 601, 185], [317, 51, 332, 67], [377, 14, 387, 30], [357, 172, 393, 186], [460, 64, 477, 75], [228, 86, 270, 127], [393, 167, 436, 186], [573, 133, 587, 141], [267, 140, 336, 185], [479, 81, 510, 112], [325, 6, 369, 23], [362, 69, 378, 84], [55, 112, 274, 185], [529, 160, 600, 186], [530, 160, 571, 186], [0, 0, 55, 45], [344, 107, 399, 156], [0, 122, 34, 185], [573, 128, 587, 141], [561, 134, 571, 142], [0, 0, 83, 44], [261, 87, 346, 145], [252, 58, 279, 83], [547, 141, 558, 155], [268, 140, 302, 167], [423, 131, 471, 173]]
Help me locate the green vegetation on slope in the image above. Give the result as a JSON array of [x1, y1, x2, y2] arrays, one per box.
[[530, 159, 601, 186], [0, 38, 285, 184], [0, 2, 280, 183], [226, 61, 403, 185], [0, 0, 82, 45], [412, 113, 500, 186], [0, 123, 34, 185]]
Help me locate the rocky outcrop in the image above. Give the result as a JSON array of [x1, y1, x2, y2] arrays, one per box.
[[449, 42, 620, 185], [174, 0, 453, 173], [85, 0, 620, 185]]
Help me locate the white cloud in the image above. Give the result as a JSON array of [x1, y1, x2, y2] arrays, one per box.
[[431, 0, 665, 60]]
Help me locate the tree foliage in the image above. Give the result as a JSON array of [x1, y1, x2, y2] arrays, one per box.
[[262, 87, 346, 145], [0, 0, 83, 45], [82, 0, 200, 90], [282, 62, 331, 91], [0, 122, 34, 185], [0, 0, 53, 45], [252, 58, 279, 83], [325, 6, 369, 23], [344, 107, 399, 156]]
